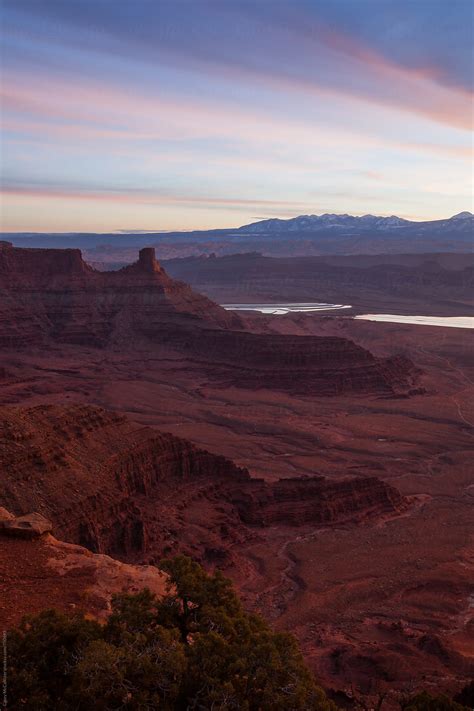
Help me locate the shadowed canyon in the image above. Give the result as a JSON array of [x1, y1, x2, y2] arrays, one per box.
[[2, 0, 473, 704], [0, 240, 472, 704]]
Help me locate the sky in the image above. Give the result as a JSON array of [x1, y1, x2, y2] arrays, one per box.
[[0, 0, 473, 232]]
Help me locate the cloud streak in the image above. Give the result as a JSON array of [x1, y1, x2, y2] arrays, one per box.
[[1, 183, 315, 211], [1, 0, 472, 231], [2, 71, 470, 161]]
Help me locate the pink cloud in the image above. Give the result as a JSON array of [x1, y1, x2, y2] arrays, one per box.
[[0, 184, 313, 211], [2, 72, 470, 164]]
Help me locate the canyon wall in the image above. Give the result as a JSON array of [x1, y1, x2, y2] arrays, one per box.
[[0, 243, 419, 395], [0, 242, 240, 348], [235, 476, 406, 526], [0, 405, 408, 564], [181, 329, 418, 395], [163, 252, 474, 314]]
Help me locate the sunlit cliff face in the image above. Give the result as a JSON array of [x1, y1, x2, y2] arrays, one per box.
[[1, 0, 472, 232]]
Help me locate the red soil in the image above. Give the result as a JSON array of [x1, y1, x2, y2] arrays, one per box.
[[0, 245, 472, 700], [0, 533, 168, 631]]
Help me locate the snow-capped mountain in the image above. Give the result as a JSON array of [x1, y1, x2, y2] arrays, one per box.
[[237, 212, 473, 235], [4, 211, 472, 258], [449, 211, 473, 221]]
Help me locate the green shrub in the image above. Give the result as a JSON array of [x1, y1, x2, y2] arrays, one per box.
[[454, 680, 474, 708], [6, 555, 336, 710], [402, 690, 470, 711]]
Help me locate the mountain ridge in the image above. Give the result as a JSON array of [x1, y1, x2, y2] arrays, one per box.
[[237, 211, 474, 234], [1, 211, 473, 238], [2, 211, 472, 259]]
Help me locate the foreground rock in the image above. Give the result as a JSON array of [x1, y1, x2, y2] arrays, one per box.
[[0, 399, 470, 696], [0, 507, 168, 631], [0, 512, 52, 538]]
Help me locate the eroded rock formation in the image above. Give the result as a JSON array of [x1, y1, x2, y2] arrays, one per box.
[[0, 506, 168, 631], [0, 511, 53, 538], [0, 405, 408, 564], [0, 244, 419, 396], [234, 476, 406, 526], [0, 243, 240, 348], [181, 329, 419, 395]]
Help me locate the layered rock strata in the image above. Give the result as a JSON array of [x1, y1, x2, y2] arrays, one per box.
[[0, 244, 419, 395], [0, 243, 239, 348], [0, 405, 408, 563]]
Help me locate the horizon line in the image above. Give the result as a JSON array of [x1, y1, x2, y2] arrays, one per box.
[[1, 209, 472, 235]]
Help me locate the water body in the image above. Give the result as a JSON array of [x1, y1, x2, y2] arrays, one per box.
[[221, 303, 352, 315], [222, 303, 474, 328], [355, 314, 474, 329]]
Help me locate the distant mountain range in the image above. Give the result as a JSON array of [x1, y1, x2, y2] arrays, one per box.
[[237, 211, 473, 235], [2, 211, 473, 259]]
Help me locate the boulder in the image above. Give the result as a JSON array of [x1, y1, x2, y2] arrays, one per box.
[[1, 512, 53, 538], [0, 506, 14, 522]]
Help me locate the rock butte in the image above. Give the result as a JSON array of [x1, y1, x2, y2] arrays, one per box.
[[0, 242, 240, 346], [0, 243, 419, 396]]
